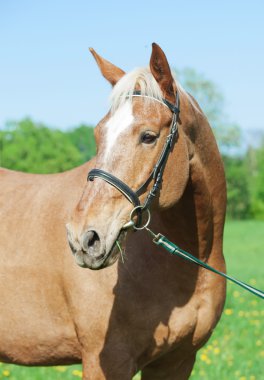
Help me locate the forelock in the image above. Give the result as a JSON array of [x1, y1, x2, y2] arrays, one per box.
[[109, 67, 163, 112]]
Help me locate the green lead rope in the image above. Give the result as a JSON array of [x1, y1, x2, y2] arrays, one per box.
[[151, 232, 264, 300]]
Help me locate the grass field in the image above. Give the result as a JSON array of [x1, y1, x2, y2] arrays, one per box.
[[0, 220, 263, 380]]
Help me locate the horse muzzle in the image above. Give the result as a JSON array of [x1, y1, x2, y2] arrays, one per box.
[[66, 224, 126, 270]]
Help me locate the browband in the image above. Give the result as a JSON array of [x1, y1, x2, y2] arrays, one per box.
[[131, 90, 180, 114]]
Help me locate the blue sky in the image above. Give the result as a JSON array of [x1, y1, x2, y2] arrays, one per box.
[[1, 0, 264, 131]]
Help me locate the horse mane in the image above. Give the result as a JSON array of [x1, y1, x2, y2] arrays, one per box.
[[109, 66, 200, 114]]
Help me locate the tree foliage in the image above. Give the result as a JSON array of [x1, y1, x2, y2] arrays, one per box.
[[246, 140, 264, 219], [67, 124, 96, 162], [222, 155, 251, 219], [0, 119, 95, 173]]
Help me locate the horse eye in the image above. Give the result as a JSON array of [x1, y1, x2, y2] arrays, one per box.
[[141, 132, 157, 144]]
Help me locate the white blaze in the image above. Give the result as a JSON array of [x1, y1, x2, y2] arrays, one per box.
[[104, 101, 134, 158]]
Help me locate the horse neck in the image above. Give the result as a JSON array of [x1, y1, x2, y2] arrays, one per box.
[[156, 96, 226, 263], [156, 169, 213, 263]]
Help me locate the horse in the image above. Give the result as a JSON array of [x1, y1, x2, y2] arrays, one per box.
[[0, 43, 226, 379]]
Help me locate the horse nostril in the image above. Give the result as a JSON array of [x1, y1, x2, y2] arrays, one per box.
[[82, 230, 101, 255]]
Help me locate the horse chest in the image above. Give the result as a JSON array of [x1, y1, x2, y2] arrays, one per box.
[[122, 300, 199, 369], [154, 305, 197, 344]]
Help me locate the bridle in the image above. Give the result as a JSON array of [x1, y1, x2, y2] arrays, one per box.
[[87, 90, 180, 227], [86, 91, 264, 300]]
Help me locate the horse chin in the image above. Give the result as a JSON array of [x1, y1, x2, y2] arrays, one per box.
[[74, 230, 127, 270], [74, 250, 107, 269]]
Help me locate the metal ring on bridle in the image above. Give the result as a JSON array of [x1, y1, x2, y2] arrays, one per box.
[[129, 206, 151, 230]]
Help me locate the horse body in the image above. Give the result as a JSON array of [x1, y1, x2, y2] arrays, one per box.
[[0, 44, 226, 379], [0, 167, 83, 364]]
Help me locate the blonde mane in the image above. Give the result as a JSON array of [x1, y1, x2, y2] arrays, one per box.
[[109, 66, 194, 112]]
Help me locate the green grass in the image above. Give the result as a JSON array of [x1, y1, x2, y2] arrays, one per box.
[[0, 221, 263, 380], [190, 220, 264, 380]]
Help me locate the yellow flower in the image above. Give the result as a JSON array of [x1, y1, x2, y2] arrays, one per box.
[[214, 347, 220, 354], [200, 353, 208, 362], [224, 308, 233, 316], [250, 319, 260, 327], [2, 370, 10, 377], [260, 350, 264, 357], [239, 377, 246, 380], [72, 369, 83, 377], [55, 366, 67, 372]]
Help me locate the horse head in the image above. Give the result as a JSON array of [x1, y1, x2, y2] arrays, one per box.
[[67, 43, 191, 269]]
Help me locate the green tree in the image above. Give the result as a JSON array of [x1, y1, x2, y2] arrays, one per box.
[[223, 155, 251, 219], [247, 139, 264, 219], [0, 118, 88, 173], [66, 124, 96, 162]]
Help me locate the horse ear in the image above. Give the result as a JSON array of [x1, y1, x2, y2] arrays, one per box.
[[89, 48, 125, 86], [150, 43, 176, 103]]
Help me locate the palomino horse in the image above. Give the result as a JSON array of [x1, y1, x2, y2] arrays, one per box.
[[0, 44, 226, 379]]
